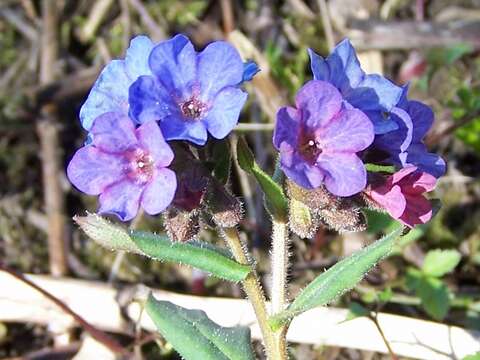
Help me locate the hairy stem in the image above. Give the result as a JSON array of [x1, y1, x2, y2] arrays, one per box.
[[271, 220, 289, 313], [220, 227, 277, 360], [271, 219, 289, 359]]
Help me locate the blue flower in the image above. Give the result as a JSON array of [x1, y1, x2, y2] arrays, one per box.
[[129, 34, 248, 145], [67, 114, 177, 221], [80, 36, 154, 130], [308, 39, 403, 134], [373, 87, 446, 178], [273, 80, 374, 196]]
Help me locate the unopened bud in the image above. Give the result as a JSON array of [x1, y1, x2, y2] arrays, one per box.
[[286, 180, 337, 212], [74, 213, 140, 253], [206, 183, 243, 228], [318, 200, 366, 233], [288, 197, 321, 239], [163, 208, 200, 242]]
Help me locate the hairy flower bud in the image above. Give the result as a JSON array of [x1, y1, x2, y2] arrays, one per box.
[[288, 197, 321, 239], [318, 200, 366, 233], [206, 182, 243, 228], [286, 180, 337, 212], [163, 208, 200, 242]]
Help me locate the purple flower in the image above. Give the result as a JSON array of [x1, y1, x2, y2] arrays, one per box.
[[364, 166, 436, 228], [67, 113, 177, 221], [373, 87, 446, 178], [273, 80, 374, 197], [129, 34, 248, 145], [308, 39, 403, 135], [80, 36, 154, 130]]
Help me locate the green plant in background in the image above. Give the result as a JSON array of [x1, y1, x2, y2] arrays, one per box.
[[406, 249, 461, 320]]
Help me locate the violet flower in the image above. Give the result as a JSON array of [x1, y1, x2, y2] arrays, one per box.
[[364, 166, 436, 228], [374, 87, 446, 178], [273, 80, 374, 197], [129, 34, 248, 145], [308, 39, 403, 134], [67, 113, 177, 221], [80, 36, 154, 130]]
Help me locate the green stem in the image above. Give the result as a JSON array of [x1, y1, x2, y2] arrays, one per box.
[[270, 220, 289, 358], [220, 227, 277, 359]]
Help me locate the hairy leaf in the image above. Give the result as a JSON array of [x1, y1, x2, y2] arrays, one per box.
[[270, 227, 403, 328], [146, 295, 255, 360]]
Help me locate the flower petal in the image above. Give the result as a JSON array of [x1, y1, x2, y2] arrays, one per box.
[[148, 34, 196, 97], [295, 80, 342, 128], [407, 100, 434, 142], [141, 168, 177, 215], [318, 108, 374, 152], [374, 107, 413, 154], [402, 170, 437, 194], [242, 60, 260, 82], [280, 151, 325, 189], [204, 87, 247, 139], [129, 75, 179, 124], [98, 179, 143, 221], [347, 74, 403, 112], [79, 60, 131, 130], [80, 36, 154, 130], [363, 110, 399, 135], [310, 39, 365, 93], [67, 146, 126, 195], [124, 35, 154, 80], [406, 143, 446, 178], [135, 120, 174, 167], [159, 114, 208, 145], [399, 194, 432, 228], [197, 41, 244, 100], [317, 153, 367, 196], [273, 106, 300, 150], [90, 112, 137, 153], [367, 184, 406, 219], [308, 48, 330, 82]]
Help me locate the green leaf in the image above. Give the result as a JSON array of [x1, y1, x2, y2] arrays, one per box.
[[146, 295, 255, 360], [236, 137, 288, 220], [418, 277, 450, 320], [130, 231, 251, 282], [345, 302, 370, 322], [422, 249, 461, 277], [269, 227, 403, 328], [406, 268, 451, 320], [212, 140, 231, 184], [365, 163, 396, 173], [75, 214, 251, 282], [364, 209, 397, 234]]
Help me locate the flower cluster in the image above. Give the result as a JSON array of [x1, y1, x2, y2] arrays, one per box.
[[274, 39, 445, 228], [68, 35, 256, 221], [69, 33, 443, 229]]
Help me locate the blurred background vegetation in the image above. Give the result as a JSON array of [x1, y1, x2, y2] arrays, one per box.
[[1, 0, 480, 359]]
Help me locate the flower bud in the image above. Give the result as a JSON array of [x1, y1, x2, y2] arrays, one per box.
[[318, 200, 366, 233], [288, 197, 321, 239], [163, 208, 200, 242], [286, 180, 337, 212], [205, 182, 243, 228]]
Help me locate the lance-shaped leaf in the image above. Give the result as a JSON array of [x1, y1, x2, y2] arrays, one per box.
[[269, 226, 403, 329], [146, 295, 255, 360], [236, 136, 288, 221], [75, 214, 250, 282]]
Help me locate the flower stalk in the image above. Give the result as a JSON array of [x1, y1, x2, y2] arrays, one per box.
[[220, 227, 278, 360], [271, 219, 290, 359]]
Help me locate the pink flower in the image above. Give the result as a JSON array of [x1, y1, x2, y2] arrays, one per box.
[[365, 166, 436, 227]]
